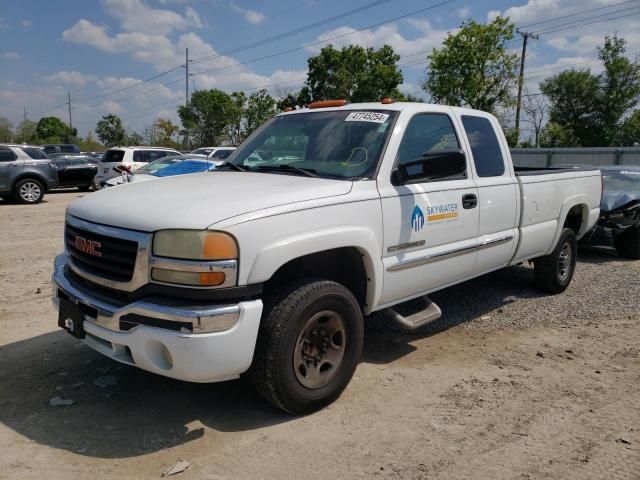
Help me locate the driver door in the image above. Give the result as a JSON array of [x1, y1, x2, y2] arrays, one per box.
[[379, 112, 479, 305]]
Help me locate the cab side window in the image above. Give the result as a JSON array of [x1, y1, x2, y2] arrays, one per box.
[[461, 116, 505, 177], [395, 113, 464, 181], [133, 151, 151, 163]]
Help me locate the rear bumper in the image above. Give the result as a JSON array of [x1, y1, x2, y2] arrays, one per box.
[[52, 254, 263, 383]]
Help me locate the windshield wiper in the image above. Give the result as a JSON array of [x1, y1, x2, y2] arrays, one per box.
[[257, 164, 318, 178], [217, 162, 247, 172]]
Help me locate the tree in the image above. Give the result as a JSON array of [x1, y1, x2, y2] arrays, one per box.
[[36, 116, 76, 143], [95, 114, 126, 147], [178, 89, 236, 147], [539, 122, 579, 148], [224, 92, 247, 146], [153, 118, 180, 147], [522, 93, 548, 147], [597, 36, 640, 143], [424, 16, 518, 113], [124, 131, 144, 146], [305, 44, 403, 102], [277, 87, 312, 110], [541, 36, 640, 146], [0, 117, 14, 142], [15, 120, 38, 144], [79, 131, 104, 151], [615, 110, 640, 146], [245, 89, 277, 137]]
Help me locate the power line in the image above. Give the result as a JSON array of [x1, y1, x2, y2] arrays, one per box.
[[519, 0, 640, 29], [535, 11, 640, 37], [532, 5, 640, 35], [190, 0, 454, 78], [190, 0, 392, 65], [86, 77, 183, 108]]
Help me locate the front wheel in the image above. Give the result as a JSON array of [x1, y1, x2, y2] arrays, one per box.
[[533, 228, 577, 293], [14, 178, 44, 204], [250, 279, 364, 414]]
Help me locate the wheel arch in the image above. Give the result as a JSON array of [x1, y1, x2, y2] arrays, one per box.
[[246, 227, 382, 313], [12, 173, 49, 192], [546, 196, 590, 254]]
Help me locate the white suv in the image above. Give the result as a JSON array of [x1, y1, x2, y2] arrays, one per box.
[[94, 146, 181, 187], [189, 146, 236, 159]]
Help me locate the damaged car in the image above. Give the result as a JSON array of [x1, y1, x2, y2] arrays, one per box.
[[582, 166, 640, 258]]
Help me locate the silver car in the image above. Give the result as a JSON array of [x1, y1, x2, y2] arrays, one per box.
[[0, 144, 59, 204]]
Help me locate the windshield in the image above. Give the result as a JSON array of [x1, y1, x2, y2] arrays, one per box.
[[228, 109, 397, 179], [101, 150, 125, 163], [602, 170, 640, 192], [153, 160, 211, 177], [135, 156, 182, 173]]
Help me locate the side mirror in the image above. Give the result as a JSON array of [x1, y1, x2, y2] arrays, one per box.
[[392, 150, 466, 185]]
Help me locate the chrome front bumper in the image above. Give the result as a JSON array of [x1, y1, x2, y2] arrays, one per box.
[[52, 254, 264, 383]]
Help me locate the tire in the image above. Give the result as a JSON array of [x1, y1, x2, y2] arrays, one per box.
[[533, 228, 577, 294], [250, 279, 364, 414], [14, 178, 45, 204], [613, 226, 640, 259], [78, 185, 92, 192]]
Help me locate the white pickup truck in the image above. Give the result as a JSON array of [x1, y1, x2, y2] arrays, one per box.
[[52, 101, 602, 413]]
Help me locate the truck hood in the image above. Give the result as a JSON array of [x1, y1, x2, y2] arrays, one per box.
[[68, 172, 353, 231]]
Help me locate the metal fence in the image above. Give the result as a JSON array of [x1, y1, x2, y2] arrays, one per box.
[[511, 147, 640, 168]]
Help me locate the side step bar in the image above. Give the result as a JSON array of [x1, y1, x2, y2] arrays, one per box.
[[382, 296, 442, 330]]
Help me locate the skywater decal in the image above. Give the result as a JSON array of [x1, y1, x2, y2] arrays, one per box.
[[411, 205, 425, 232], [426, 202, 459, 223]]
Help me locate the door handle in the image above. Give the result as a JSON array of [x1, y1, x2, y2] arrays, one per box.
[[462, 193, 477, 209]]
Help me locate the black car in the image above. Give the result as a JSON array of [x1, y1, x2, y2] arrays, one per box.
[[42, 144, 81, 155], [49, 154, 98, 191], [582, 166, 640, 258]]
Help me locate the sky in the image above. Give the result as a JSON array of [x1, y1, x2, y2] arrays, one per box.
[[1, 0, 640, 138]]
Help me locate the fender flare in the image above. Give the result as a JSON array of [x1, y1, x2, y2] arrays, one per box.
[[546, 194, 590, 254], [247, 226, 382, 312]]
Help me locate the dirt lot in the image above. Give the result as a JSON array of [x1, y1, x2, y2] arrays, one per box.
[[0, 191, 639, 480]]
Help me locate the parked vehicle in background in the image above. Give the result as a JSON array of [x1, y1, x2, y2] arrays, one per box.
[[49, 154, 98, 191], [42, 144, 81, 155], [52, 101, 602, 413], [83, 152, 104, 162], [0, 144, 58, 204], [581, 166, 640, 258], [189, 146, 236, 159], [103, 155, 213, 187], [93, 146, 181, 188]]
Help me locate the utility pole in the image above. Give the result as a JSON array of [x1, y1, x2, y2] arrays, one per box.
[[515, 29, 538, 144], [185, 47, 189, 106], [66, 92, 73, 130], [23, 107, 27, 123]]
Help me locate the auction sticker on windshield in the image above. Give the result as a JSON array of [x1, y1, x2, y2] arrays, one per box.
[[345, 112, 389, 123]]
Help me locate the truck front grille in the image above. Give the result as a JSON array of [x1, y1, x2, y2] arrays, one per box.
[[66, 223, 138, 282]]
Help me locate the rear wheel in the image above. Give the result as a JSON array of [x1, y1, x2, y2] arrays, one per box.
[[534, 228, 577, 293], [250, 279, 364, 414], [613, 226, 640, 259], [14, 178, 44, 204]]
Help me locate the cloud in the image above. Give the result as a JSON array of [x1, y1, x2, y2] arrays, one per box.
[[46, 70, 97, 87], [456, 6, 471, 19], [21, 19, 31, 27], [2, 51, 20, 60], [102, 0, 202, 35], [230, 2, 266, 24], [306, 20, 450, 59]]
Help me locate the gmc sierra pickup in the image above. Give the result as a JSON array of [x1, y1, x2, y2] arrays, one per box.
[[52, 101, 602, 413]]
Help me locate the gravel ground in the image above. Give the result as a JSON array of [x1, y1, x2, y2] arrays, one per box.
[[0, 191, 639, 480]]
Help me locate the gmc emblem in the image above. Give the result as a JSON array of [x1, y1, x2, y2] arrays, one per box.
[[74, 236, 102, 257]]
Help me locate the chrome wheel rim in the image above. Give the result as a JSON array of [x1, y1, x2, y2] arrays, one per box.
[[20, 182, 41, 202], [293, 310, 347, 389], [558, 241, 572, 280]]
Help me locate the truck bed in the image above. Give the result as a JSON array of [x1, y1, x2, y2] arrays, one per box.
[[511, 168, 602, 264]]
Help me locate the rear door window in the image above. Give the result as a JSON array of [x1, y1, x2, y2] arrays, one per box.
[[0, 147, 17, 161], [21, 147, 49, 159], [461, 116, 505, 177], [101, 150, 125, 163]]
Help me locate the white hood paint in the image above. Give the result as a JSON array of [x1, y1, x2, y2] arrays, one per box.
[[69, 172, 353, 232], [105, 174, 156, 186]]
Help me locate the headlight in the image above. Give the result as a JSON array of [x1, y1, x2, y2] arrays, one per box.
[[153, 230, 238, 260]]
